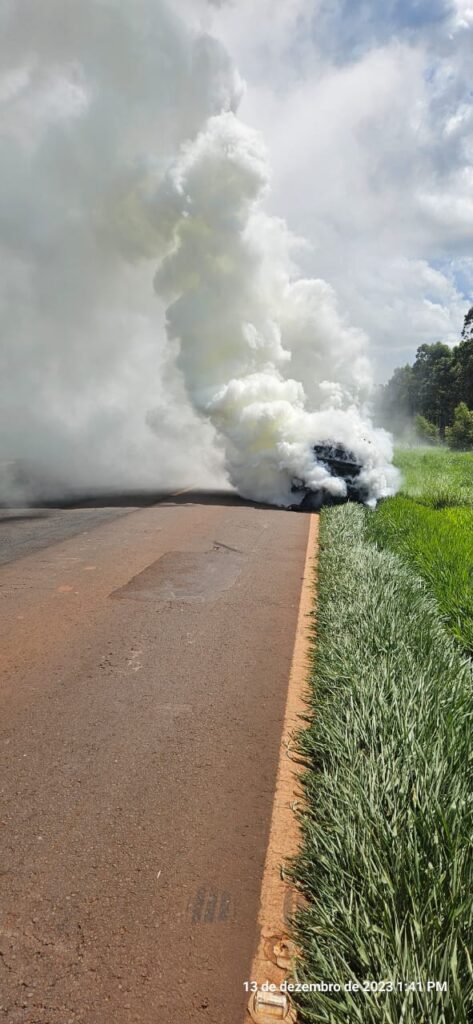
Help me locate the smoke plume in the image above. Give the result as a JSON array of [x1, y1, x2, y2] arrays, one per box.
[[0, 0, 239, 500], [153, 113, 399, 505], [0, 0, 398, 506]]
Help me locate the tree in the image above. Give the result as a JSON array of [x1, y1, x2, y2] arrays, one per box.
[[380, 307, 473, 438], [446, 402, 473, 450], [415, 415, 439, 444], [410, 342, 455, 435], [452, 335, 473, 410], [461, 306, 473, 342]]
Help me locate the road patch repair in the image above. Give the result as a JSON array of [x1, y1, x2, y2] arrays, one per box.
[[111, 544, 244, 604], [246, 514, 318, 1023]]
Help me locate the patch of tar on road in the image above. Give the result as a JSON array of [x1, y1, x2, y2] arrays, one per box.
[[110, 545, 244, 604], [187, 886, 237, 925]]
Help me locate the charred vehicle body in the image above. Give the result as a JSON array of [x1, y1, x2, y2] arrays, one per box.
[[290, 442, 367, 511]]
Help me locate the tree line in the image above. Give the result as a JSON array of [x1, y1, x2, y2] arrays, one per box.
[[379, 306, 473, 447]]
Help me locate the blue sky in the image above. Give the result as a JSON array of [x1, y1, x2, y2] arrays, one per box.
[[308, 0, 451, 63]]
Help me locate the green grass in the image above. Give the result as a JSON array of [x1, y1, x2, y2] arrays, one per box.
[[395, 448, 473, 508], [291, 506, 473, 1024], [364, 448, 473, 654], [366, 499, 473, 654]]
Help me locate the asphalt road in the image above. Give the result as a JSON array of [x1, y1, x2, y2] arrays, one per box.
[[0, 491, 311, 1024]]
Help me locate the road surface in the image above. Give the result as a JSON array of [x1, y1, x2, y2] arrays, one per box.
[[0, 491, 311, 1024]]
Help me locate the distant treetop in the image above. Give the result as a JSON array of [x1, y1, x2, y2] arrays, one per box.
[[379, 305, 473, 447], [462, 306, 473, 342]]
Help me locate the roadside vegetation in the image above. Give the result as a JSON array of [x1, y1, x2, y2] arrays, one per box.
[[366, 497, 473, 653], [394, 447, 473, 508], [367, 449, 473, 654], [291, 451, 473, 1023]]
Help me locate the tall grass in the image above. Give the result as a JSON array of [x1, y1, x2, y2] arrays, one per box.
[[292, 506, 473, 1024], [366, 498, 473, 654], [395, 448, 473, 509]]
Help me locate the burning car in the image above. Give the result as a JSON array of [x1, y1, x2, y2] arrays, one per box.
[[290, 441, 367, 511]]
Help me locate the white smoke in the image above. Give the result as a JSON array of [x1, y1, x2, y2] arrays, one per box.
[[0, 0, 398, 506], [152, 112, 399, 506], [0, 0, 241, 500]]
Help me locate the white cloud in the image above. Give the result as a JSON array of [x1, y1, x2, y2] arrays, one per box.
[[452, 0, 473, 28], [186, 0, 473, 379]]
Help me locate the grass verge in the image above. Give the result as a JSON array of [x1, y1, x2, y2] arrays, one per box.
[[395, 448, 473, 508], [365, 497, 473, 654], [291, 505, 473, 1024]]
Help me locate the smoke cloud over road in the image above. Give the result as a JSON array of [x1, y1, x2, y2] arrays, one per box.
[[0, 0, 398, 505], [153, 112, 398, 505]]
